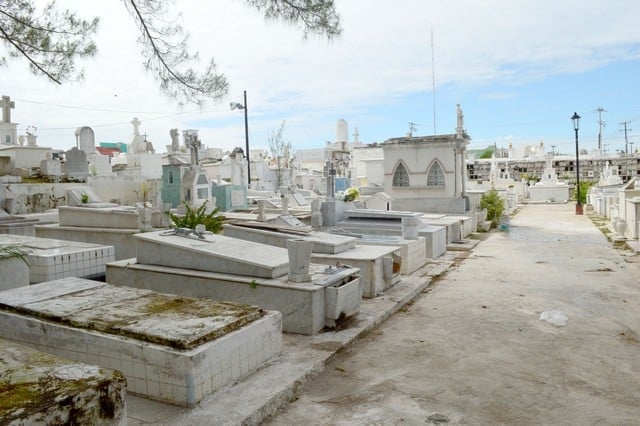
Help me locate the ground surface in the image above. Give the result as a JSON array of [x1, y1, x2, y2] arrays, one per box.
[[264, 203, 640, 425]]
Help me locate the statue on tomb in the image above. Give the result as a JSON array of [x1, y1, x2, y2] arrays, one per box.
[[170, 128, 180, 152], [456, 104, 465, 135]]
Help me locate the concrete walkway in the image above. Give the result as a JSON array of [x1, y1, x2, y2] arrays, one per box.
[[263, 203, 640, 425]]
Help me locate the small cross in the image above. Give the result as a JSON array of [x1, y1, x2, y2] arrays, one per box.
[[0, 95, 15, 123]]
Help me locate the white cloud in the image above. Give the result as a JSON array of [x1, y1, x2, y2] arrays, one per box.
[[2, 0, 639, 152]]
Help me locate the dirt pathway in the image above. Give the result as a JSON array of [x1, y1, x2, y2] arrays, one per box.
[[264, 204, 640, 425]]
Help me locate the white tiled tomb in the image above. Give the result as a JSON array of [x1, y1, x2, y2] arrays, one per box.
[[0, 234, 115, 284], [0, 277, 283, 407]]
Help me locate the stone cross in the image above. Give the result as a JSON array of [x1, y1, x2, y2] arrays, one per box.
[[131, 117, 141, 136], [1, 96, 15, 123]]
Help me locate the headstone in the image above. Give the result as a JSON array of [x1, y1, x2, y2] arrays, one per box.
[[75, 126, 96, 154], [39, 159, 63, 177], [311, 199, 323, 228], [287, 239, 313, 283], [257, 199, 267, 222], [89, 154, 112, 176], [64, 147, 89, 181], [281, 196, 289, 215]]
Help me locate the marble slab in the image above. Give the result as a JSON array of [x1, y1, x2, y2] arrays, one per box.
[[223, 223, 357, 254], [135, 230, 289, 278]]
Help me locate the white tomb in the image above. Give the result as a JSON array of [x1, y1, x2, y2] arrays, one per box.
[[0, 278, 282, 407], [106, 229, 363, 334], [0, 235, 115, 284]]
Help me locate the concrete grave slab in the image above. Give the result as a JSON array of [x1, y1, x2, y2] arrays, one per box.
[[0, 278, 282, 407], [106, 261, 362, 335], [134, 230, 290, 279], [0, 338, 127, 425]]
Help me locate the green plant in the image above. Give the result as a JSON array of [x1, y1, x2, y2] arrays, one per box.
[[0, 245, 30, 266], [343, 187, 359, 202], [572, 181, 592, 205], [480, 189, 505, 228], [80, 193, 89, 203], [169, 201, 224, 233]]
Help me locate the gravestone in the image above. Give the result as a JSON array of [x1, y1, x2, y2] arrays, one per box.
[[64, 147, 89, 181], [75, 126, 96, 154]]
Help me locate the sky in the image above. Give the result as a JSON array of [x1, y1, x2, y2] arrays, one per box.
[[2, 0, 640, 156]]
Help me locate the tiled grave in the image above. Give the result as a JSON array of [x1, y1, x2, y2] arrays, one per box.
[[0, 278, 282, 407], [0, 234, 115, 283], [0, 338, 127, 425]]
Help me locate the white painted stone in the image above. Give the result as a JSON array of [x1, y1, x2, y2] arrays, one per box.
[[135, 230, 290, 278], [310, 245, 401, 298], [107, 261, 362, 335], [287, 239, 313, 282]]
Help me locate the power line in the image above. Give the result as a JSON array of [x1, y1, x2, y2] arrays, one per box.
[[619, 121, 632, 154], [594, 106, 606, 151]]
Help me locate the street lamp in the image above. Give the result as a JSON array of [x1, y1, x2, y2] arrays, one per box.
[[571, 112, 583, 215], [230, 90, 250, 187]]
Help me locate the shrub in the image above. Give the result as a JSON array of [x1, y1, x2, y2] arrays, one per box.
[[343, 187, 359, 202], [169, 201, 224, 233], [480, 189, 505, 227]]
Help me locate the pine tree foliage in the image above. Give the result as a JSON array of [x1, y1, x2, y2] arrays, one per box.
[[0, 0, 99, 83], [0, 0, 342, 106]]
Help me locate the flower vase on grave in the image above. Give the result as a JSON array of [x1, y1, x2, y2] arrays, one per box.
[[287, 239, 313, 283]]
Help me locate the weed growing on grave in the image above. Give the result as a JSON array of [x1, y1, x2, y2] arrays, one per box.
[[0, 245, 30, 266], [169, 201, 224, 233], [81, 193, 89, 203], [249, 280, 258, 289]]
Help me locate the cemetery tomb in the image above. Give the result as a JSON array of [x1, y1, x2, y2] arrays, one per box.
[[334, 215, 448, 260], [0, 338, 127, 425], [354, 235, 427, 275], [309, 245, 401, 299], [0, 234, 115, 284], [106, 229, 363, 335], [0, 278, 282, 407]]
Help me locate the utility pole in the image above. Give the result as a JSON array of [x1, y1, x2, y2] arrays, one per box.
[[619, 121, 632, 154], [408, 122, 418, 137], [594, 107, 606, 151]]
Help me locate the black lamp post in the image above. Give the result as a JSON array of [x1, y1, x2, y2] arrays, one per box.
[[571, 112, 583, 215], [230, 90, 251, 187]]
